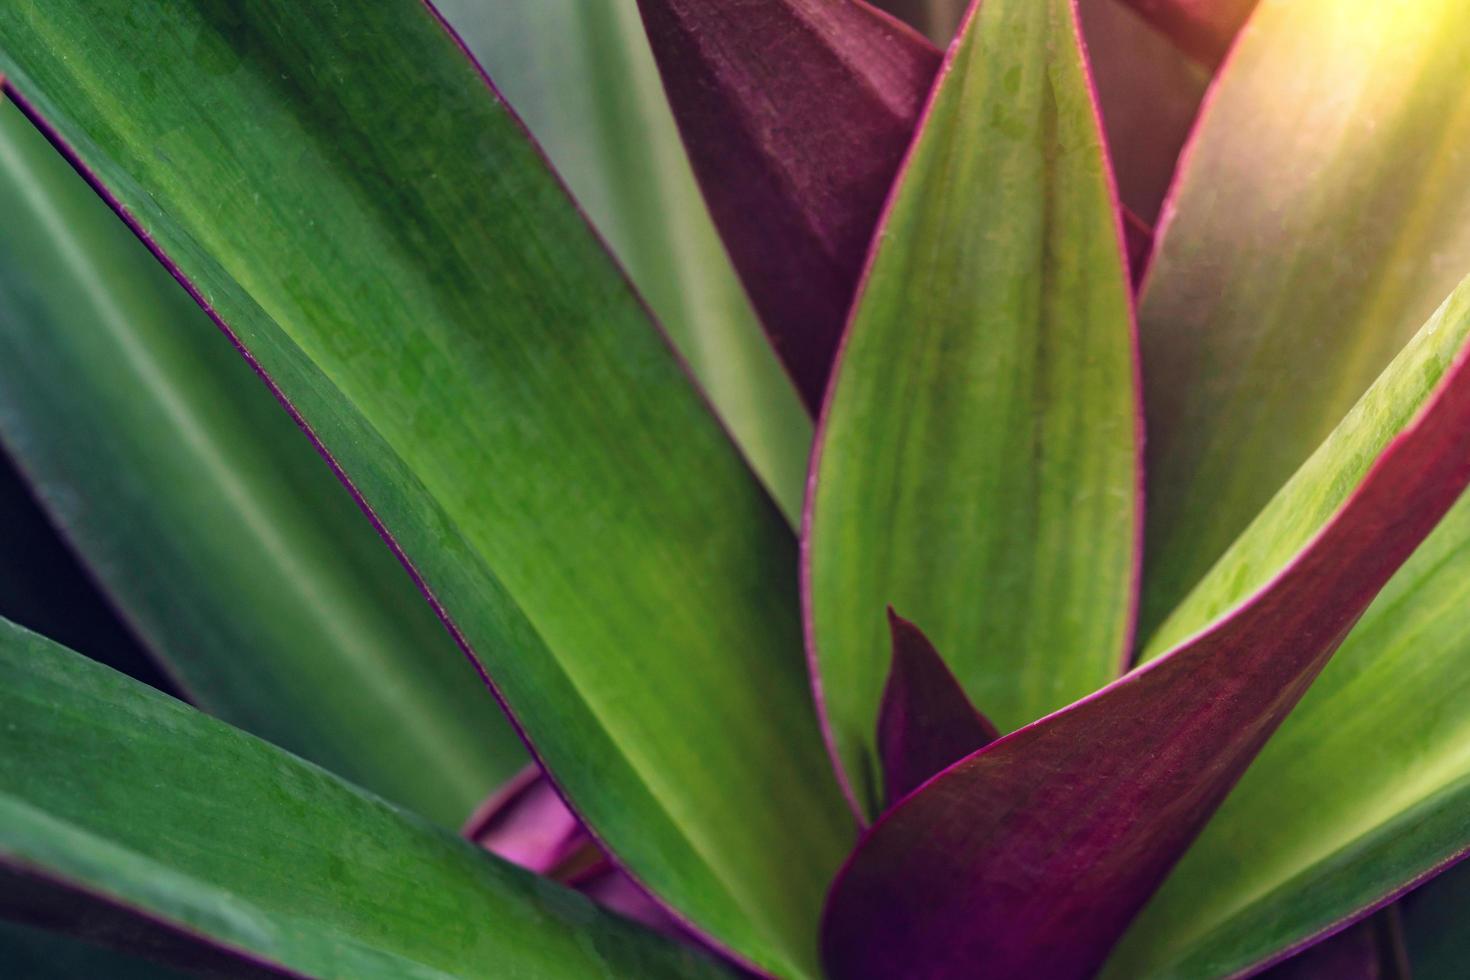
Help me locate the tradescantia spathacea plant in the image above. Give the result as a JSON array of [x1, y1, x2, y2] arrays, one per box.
[[4, 0, 1470, 976]]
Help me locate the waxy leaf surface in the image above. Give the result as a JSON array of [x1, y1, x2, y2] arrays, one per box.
[[0, 618, 729, 979], [805, 0, 1140, 819], [0, 2, 851, 975], [0, 100, 524, 827], [635, 0, 941, 410], [1138, 0, 1470, 638], [823, 273, 1470, 979], [434, 0, 810, 521]]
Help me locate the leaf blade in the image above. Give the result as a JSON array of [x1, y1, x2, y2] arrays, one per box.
[[804, 0, 1141, 819], [1138, 0, 1470, 640], [433, 0, 811, 522], [634, 0, 942, 410], [0, 1, 852, 974], [0, 97, 524, 827], [0, 617, 730, 980], [823, 271, 1470, 979]]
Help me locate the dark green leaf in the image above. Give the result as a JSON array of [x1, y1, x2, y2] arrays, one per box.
[[0, 99, 523, 827], [0, 2, 851, 973], [0, 617, 729, 979]]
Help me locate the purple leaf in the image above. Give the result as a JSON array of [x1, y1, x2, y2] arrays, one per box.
[[821, 288, 1470, 978], [1122, 209, 1154, 287], [567, 860, 689, 941], [634, 0, 941, 411], [1118, 0, 1258, 66], [878, 610, 998, 809], [463, 765, 589, 876], [466, 766, 699, 941]]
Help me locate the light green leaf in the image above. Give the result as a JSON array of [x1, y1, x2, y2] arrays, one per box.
[[435, 0, 810, 522], [0, 2, 850, 975], [0, 617, 730, 979], [0, 99, 524, 828], [806, 0, 1140, 818], [1137, 0, 1470, 639], [1107, 285, 1470, 971]]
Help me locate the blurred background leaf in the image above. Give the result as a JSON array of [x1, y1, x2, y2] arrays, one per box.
[[0, 100, 526, 828], [436, 0, 811, 521]]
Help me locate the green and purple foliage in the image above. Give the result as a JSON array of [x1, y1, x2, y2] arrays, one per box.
[[0, 0, 1467, 977]]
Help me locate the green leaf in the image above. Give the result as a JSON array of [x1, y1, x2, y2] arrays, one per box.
[[0, 617, 730, 979], [0, 2, 850, 974], [1137, 0, 1470, 640], [830, 268, 1470, 980], [0, 99, 524, 828], [433, 0, 810, 523], [805, 0, 1140, 818], [1107, 277, 1470, 971], [1110, 447, 1470, 973]]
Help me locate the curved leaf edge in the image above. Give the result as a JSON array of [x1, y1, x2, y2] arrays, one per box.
[[799, 0, 1145, 826], [0, 23, 757, 973], [1241, 851, 1467, 979], [821, 272, 1470, 976]]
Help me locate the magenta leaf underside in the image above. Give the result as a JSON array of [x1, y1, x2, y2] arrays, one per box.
[[636, 0, 1179, 416], [464, 764, 686, 938], [634, 0, 941, 411], [878, 609, 998, 809], [821, 337, 1470, 978]]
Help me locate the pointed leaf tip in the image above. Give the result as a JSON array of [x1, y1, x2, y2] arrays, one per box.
[[878, 609, 998, 809], [634, 0, 941, 411], [822, 274, 1470, 980]]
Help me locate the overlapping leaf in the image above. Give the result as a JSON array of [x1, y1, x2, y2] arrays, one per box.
[[824, 270, 1470, 977], [877, 611, 998, 807], [1116, 0, 1257, 65], [1258, 910, 1408, 980], [0, 100, 524, 827], [804, 0, 1140, 819], [1110, 449, 1470, 976], [1138, 0, 1470, 639], [0, 2, 851, 975], [634, 0, 941, 409], [433, 0, 810, 521], [0, 617, 728, 979], [1077, 0, 1208, 226]]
